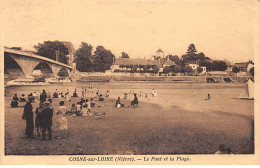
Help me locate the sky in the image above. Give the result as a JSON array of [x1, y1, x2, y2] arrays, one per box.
[[1, 0, 259, 62]]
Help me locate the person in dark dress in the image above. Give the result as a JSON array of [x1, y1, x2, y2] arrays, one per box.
[[41, 101, 53, 141], [11, 94, 19, 107], [53, 89, 58, 98], [99, 94, 104, 101], [40, 90, 47, 103], [22, 96, 34, 138], [131, 93, 138, 108], [35, 102, 44, 136]]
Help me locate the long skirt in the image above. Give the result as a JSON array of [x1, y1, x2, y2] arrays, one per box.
[[25, 118, 34, 136], [56, 116, 68, 130]]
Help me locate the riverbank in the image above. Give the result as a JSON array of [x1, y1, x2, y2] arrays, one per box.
[[78, 75, 247, 83]]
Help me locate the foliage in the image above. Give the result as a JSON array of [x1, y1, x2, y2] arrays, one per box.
[[186, 43, 197, 54], [211, 61, 227, 71], [200, 61, 212, 71], [143, 66, 148, 72], [93, 46, 115, 72], [74, 42, 93, 72], [163, 66, 171, 74], [34, 41, 69, 64], [152, 65, 159, 73], [168, 55, 181, 65], [173, 65, 182, 73], [183, 65, 193, 73], [121, 52, 129, 58]]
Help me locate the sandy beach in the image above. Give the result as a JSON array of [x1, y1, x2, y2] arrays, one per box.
[[4, 82, 254, 155]]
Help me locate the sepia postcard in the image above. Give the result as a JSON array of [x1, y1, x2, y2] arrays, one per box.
[[0, 0, 259, 165]]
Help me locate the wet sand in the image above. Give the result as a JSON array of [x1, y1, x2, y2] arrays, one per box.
[[4, 82, 254, 155]]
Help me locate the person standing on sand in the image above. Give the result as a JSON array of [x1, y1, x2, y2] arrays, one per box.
[[22, 96, 35, 139], [86, 99, 91, 114], [152, 89, 155, 97], [35, 102, 44, 136], [131, 93, 138, 108], [56, 101, 69, 138], [41, 101, 53, 140], [40, 90, 47, 103]]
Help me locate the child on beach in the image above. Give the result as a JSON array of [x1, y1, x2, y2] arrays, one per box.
[[81, 100, 88, 116], [105, 90, 110, 97], [86, 99, 91, 114], [206, 94, 211, 100], [124, 93, 128, 99], [53, 89, 58, 98], [69, 104, 77, 116], [90, 98, 95, 107], [99, 94, 104, 101], [116, 97, 121, 108]]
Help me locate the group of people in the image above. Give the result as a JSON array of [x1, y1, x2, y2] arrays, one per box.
[[11, 90, 49, 108], [22, 95, 54, 140], [20, 87, 107, 140], [116, 93, 139, 108]]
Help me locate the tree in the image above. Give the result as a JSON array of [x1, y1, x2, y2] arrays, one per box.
[[200, 60, 212, 71], [232, 66, 240, 76], [186, 43, 197, 54], [93, 46, 115, 72], [74, 42, 93, 72], [121, 52, 129, 58], [173, 65, 182, 73], [168, 55, 181, 65], [184, 65, 193, 75], [212, 61, 227, 71], [34, 41, 69, 64], [152, 65, 159, 73], [197, 67, 203, 73], [163, 66, 171, 75]]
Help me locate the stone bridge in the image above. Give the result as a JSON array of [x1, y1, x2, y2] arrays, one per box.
[[4, 48, 73, 79]]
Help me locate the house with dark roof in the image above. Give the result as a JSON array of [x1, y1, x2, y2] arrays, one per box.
[[111, 58, 159, 72], [234, 62, 250, 72]]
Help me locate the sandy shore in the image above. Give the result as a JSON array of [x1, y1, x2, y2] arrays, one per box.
[[5, 85, 254, 154]]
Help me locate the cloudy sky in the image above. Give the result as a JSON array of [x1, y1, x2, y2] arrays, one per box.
[[2, 0, 259, 62]]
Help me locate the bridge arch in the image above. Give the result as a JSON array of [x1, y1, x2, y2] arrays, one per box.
[[4, 54, 26, 79], [57, 67, 70, 77], [33, 62, 54, 77]]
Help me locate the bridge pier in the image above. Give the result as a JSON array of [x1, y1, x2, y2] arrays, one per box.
[[10, 55, 40, 78]]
